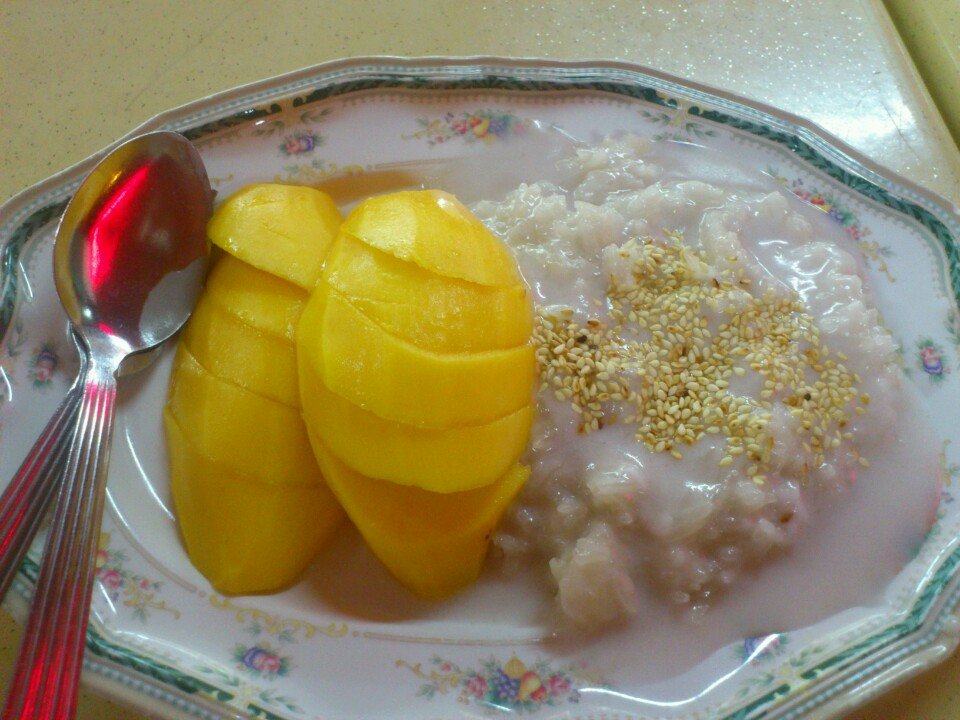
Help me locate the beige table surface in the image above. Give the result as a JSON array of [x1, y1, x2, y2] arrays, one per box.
[[2, 1, 959, 718], [884, 0, 960, 145]]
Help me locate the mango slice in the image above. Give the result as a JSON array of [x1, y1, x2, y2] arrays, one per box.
[[207, 183, 341, 289], [298, 349, 532, 492], [169, 184, 344, 596], [322, 233, 533, 352], [182, 294, 299, 407], [341, 190, 522, 287], [167, 346, 319, 485], [298, 282, 536, 428], [204, 254, 307, 342], [311, 437, 529, 600], [166, 415, 343, 595]]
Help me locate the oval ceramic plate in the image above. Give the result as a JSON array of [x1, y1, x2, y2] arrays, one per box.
[[2, 58, 960, 720]]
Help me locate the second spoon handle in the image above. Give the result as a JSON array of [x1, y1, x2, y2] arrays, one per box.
[[2, 357, 118, 720], [0, 341, 87, 602]]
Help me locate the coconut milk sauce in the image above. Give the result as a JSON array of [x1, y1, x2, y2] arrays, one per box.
[[480, 134, 930, 671], [333, 130, 940, 695]]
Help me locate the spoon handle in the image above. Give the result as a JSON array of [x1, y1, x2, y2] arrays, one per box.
[[2, 358, 118, 720], [0, 342, 87, 602]]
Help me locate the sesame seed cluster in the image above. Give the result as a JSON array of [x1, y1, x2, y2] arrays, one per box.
[[533, 234, 869, 483]]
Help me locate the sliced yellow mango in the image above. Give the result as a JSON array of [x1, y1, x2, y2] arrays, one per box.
[[298, 283, 535, 428], [166, 346, 319, 485], [166, 414, 343, 595], [298, 349, 532, 492], [207, 183, 341, 290], [311, 436, 529, 600], [341, 190, 521, 287], [204, 254, 307, 342], [322, 233, 533, 352], [182, 295, 299, 407]]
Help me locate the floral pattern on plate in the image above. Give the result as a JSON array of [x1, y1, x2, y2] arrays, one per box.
[[405, 109, 530, 145], [234, 642, 293, 681], [94, 532, 180, 623], [398, 655, 599, 713], [918, 337, 950, 381], [27, 342, 58, 388], [769, 167, 893, 282]]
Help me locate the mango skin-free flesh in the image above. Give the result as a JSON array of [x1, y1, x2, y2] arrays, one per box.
[[299, 281, 536, 429], [298, 343, 533, 493], [310, 437, 530, 600], [296, 189, 536, 599], [207, 183, 341, 290], [170, 184, 535, 601], [203, 254, 307, 343], [182, 294, 299, 407], [166, 183, 343, 595], [340, 189, 523, 286], [166, 414, 341, 595], [323, 233, 533, 352]]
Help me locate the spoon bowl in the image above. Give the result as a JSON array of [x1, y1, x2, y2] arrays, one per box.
[[55, 132, 211, 360], [1, 131, 212, 720]]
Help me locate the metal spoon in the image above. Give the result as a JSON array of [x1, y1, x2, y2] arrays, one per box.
[[0, 337, 161, 603], [1, 131, 212, 719], [0, 331, 87, 603]]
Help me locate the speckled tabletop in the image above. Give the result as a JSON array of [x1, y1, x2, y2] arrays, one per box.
[[1, 1, 959, 718]]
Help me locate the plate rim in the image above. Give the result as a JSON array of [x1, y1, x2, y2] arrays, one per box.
[[3, 55, 960, 720], [3, 55, 958, 223]]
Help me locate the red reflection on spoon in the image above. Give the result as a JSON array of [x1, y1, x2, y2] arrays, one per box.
[[85, 163, 151, 293]]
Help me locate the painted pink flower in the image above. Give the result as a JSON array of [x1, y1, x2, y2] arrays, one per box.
[[139, 578, 151, 590], [921, 344, 944, 375], [31, 348, 58, 385], [257, 653, 282, 674], [100, 569, 122, 590], [243, 646, 283, 675], [546, 674, 571, 696], [465, 675, 487, 698]]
